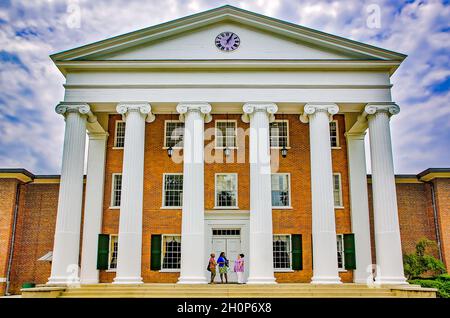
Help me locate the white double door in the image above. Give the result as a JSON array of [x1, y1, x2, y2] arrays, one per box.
[[212, 236, 241, 283]]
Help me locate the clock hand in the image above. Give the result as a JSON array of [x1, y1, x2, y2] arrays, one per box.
[[226, 34, 233, 44]]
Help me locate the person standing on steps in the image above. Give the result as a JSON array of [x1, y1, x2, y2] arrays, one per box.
[[234, 254, 245, 284], [217, 252, 229, 284], [208, 253, 217, 284]]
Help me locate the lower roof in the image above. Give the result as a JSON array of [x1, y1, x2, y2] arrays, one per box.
[[0, 168, 448, 184]]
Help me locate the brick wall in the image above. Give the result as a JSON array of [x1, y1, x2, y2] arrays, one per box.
[[0, 179, 19, 294], [368, 182, 440, 263], [99, 114, 353, 283], [434, 179, 450, 268], [8, 183, 59, 294]]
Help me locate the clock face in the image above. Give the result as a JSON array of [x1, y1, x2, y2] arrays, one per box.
[[215, 32, 240, 51]]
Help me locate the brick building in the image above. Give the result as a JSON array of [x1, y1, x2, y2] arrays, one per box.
[[0, 6, 449, 295]]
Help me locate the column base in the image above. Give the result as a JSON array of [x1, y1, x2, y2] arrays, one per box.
[[47, 276, 80, 285], [354, 278, 373, 284], [246, 277, 277, 285], [177, 276, 208, 284], [113, 277, 144, 285], [374, 276, 408, 285], [311, 276, 342, 284], [80, 278, 99, 285]]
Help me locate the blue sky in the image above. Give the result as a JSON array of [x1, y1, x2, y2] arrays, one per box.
[[0, 0, 449, 174]]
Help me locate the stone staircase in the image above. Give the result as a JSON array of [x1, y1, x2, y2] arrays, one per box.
[[21, 283, 437, 298]]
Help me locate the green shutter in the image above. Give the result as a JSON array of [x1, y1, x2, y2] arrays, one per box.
[[97, 234, 110, 270], [343, 233, 356, 270], [291, 234, 303, 270], [151, 235, 162, 270]]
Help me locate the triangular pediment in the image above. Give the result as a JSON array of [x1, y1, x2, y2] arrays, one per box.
[[91, 22, 367, 61], [52, 5, 405, 64]]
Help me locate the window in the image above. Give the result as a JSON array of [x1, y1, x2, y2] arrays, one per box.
[[215, 120, 237, 148], [114, 121, 125, 148], [109, 235, 118, 269], [215, 173, 238, 208], [165, 121, 184, 148], [271, 173, 290, 207], [330, 120, 339, 148], [333, 173, 343, 207], [336, 234, 345, 270], [212, 229, 241, 236], [273, 235, 291, 270], [270, 120, 289, 148], [162, 235, 181, 270], [163, 174, 183, 207], [111, 174, 122, 208]]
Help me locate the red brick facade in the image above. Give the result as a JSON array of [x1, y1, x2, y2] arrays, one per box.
[[1, 116, 448, 294]]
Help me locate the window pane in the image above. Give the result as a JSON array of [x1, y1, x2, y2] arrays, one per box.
[[273, 235, 291, 269], [112, 174, 122, 207], [216, 121, 236, 148], [330, 121, 338, 147], [109, 235, 118, 269], [333, 174, 342, 207], [115, 121, 126, 147], [165, 122, 184, 148], [271, 174, 290, 207], [216, 174, 237, 207], [164, 174, 183, 207], [162, 235, 181, 269], [336, 235, 344, 269], [270, 121, 288, 148]]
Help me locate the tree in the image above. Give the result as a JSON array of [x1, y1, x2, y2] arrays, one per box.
[[403, 238, 447, 280]]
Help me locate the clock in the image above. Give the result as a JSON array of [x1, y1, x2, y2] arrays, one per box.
[[215, 32, 240, 51]]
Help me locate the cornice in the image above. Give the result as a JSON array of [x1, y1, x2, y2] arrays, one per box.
[[54, 60, 403, 76]]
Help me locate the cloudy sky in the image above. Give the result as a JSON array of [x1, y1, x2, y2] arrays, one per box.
[[0, 0, 449, 174]]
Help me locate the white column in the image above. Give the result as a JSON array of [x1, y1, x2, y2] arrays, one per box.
[[365, 103, 407, 285], [48, 103, 90, 285], [242, 102, 277, 284], [177, 102, 211, 284], [113, 102, 154, 284], [80, 132, 108, 284], [300, 103, 341, 284], [346, 132, 373, 284]]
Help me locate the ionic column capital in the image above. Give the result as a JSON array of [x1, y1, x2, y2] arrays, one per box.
[[116, 102, 155, 123], [176, 102, 212, 123], [364, 103, 400, 117], [299, 103, 339, 123], [241, 102, 278, 123]]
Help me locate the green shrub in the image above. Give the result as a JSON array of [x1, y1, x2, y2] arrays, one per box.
[[409, 279, 450, 298], [403, 238, 446, 279], [437, 273, 450, 282]]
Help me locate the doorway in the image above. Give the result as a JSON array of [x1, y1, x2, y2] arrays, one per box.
[[211, 228, 241, 283]]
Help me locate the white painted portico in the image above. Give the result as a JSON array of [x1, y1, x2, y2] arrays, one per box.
[[48, 6, 407, 286]]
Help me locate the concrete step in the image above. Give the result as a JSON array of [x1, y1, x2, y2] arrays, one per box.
[[60, 293, 395, 299], [23, 283, 436, 298], [62, 288, 393, 294]]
